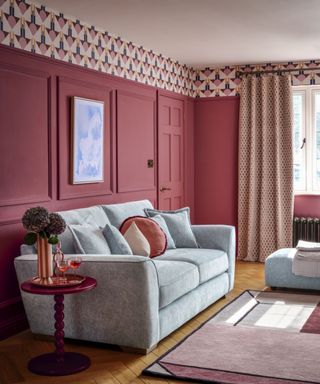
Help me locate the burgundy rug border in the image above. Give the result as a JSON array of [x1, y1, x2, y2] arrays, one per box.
[[142, 289, 320, 384], [301, 302, 320, 334], [144, 365, 223, 384], [143, 366, 220, 384], [143, 366, 316, 384], [158, 361, 319, 384]]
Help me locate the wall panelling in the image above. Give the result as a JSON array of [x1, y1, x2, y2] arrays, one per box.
[[0, 45, 195, 339], [116, 90, 157, 193], [57, 76, 113, 200], [0, 65, 51, 207]]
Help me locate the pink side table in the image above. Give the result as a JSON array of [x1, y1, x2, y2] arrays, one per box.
[[21, 276, 97, 376]]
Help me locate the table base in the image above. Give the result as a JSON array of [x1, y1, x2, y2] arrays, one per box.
[[28, 352, 91, 376]]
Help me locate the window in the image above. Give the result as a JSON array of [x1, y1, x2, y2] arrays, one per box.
[[293, 86, 320, 193]]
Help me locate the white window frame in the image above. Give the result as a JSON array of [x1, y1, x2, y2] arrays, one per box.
[[293, 85, 320, 195]]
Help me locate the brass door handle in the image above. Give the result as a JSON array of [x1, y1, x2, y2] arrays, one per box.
[[160, 187, 172, 192]]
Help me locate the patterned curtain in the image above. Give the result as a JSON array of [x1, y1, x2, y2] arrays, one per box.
[[238, 74, 294, 262]]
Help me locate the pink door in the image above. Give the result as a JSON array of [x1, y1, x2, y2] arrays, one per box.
[[158, 95, 184, 210]]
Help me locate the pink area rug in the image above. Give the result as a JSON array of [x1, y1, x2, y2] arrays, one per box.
[[143, 290, 320, 384]]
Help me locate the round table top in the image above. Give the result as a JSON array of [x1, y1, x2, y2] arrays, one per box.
[[21, 276, 97, 295]]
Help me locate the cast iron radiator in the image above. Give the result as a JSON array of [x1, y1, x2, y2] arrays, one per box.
[[293, 217, 320, 247]]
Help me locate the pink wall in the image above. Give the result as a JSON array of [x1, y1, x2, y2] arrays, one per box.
[[194, 97, 240, 226], [0, 45, 194, 339], [184, 97, 195, 223], [294, 195, 320, 217], [193, 96, 320, 234]]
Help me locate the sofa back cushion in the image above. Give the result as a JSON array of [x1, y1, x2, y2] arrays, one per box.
[[69, 224, 111, 254], [151, 214, 176, 249], [101, 200, 153, 228], [145, 207, 198, 248], [102, 224, 133, 255], [57, 206, 110, 253]]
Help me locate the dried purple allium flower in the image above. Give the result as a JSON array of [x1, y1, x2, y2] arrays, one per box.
[[46, 213, 66, 235], [22, 206, 50, 232]]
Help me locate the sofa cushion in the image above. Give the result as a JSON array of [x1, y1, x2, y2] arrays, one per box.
[[152, 260, 199, 308], [120, 216, 167, 257], [101, 200, 153, 228], [57, 206, 110, 254], [157, 248, 229, 284], [102, 224, 133, 255], [69, 224, 111, 254], [123, 222, 151, 256], [145, 207, 198, 248], [151, 215, 176, 250]]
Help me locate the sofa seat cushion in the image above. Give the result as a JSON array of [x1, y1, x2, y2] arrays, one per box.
[[152, 260, 199, 309], [157, 248, 229, 284]]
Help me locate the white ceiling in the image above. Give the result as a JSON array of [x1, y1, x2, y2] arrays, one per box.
[[38, 0, 320, 68]]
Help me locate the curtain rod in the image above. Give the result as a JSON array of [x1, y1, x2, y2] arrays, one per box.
[[236, 67, 318, 76]]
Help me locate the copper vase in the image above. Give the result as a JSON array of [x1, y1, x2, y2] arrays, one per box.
[[37, 235, 53, 285]]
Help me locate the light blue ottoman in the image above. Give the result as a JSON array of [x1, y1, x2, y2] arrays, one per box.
[[265, 248, 320, 290]]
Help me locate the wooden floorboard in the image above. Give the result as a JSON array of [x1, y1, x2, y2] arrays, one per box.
[[0, 261, 265, 384]]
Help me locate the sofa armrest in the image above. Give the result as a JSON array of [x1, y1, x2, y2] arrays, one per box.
[[14, 254, 160, 349], [191, 225, 236, 290]]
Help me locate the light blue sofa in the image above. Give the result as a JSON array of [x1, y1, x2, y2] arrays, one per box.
[[14, 200, 235, 352]]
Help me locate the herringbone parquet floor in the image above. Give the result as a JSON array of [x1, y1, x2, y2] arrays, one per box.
[[0, 261, 265, 384]]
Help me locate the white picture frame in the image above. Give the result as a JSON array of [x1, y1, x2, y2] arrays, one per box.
[[71, 97, 104, 184]]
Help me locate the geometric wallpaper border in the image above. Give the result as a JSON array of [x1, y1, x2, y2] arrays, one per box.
[[0, 0, 195, 96], [1, 0, 320, 98], [194, 61, 320, 97]]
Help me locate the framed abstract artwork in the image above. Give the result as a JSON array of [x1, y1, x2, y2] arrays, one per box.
[[71, 97, 104, 184]]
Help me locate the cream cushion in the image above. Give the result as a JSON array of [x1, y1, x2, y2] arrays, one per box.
[[123, 222, 150, 256]]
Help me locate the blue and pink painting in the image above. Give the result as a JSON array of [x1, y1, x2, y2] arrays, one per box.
[[72, 97, 104, 184]]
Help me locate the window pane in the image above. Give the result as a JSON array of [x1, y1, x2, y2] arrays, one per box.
[[293, 93, 305, 190], [314, 92, 320, 189]]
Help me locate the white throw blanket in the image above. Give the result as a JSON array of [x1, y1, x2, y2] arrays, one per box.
[[292, 240, 320, 277], [296, 240, 320, 252]]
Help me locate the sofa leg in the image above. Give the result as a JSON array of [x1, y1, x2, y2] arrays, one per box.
[[120, 344, 158, 355], [34, 333, 157, 355]]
